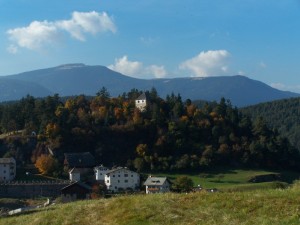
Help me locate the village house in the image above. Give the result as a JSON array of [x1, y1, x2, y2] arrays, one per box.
[[0, 158, 16, 182], [135, 93, 148, 112], [61, 181, 92, 202], [94, 165, 109, 181], [69, 168, 81, 182], [144, 176, 171, 194], [104, 167, 140, 192], [64, 152, 96, 182]]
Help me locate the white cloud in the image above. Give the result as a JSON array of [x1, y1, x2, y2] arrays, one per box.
[[259, 61, 267, 68], [270, 82, 300, 93], [108, 55, 167, 78], [7, 11, 116, 52], [56, 11, 116, 41], [146, 65, 167, 78], [108, 56, 143, 76], [6, 44, 18, 54], [7, 21, 60, 51], [237, 70, 246, 75], [140, 36, 157, 46], [179, 50, 230, 77]]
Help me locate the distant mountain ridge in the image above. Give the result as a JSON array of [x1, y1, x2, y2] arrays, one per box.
[[1, 63, 299, 106]]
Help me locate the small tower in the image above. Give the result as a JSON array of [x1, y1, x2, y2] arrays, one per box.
[[135, 93, 147, 112]]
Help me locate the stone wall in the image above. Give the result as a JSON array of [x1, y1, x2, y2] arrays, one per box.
[[0, 181, 71, 198]]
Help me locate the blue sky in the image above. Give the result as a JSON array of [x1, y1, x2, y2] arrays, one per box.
[[1, 0, 300, 92]]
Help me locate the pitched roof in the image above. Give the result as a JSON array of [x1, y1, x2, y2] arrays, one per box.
[[64, 152, 96, 168], [143, 177, 169, 186], [69, 167, 81, 174], [105, 167, 138, 175], [94, 165, 109, 170], [0, 158, 15, 164], [136, 93, 147, 101], [61, 181, 92, 191]]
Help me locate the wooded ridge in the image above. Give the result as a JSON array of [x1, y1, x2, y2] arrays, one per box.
[[0, 89, 299, 176]]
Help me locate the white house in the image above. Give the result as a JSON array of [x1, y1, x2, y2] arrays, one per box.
[[0, 158, 16, 182], [94, 165, 109, 181], [135, 93, 147, 112], [105, 167, 140, 192], [69, 168, 81, 182], [144, 176, 171, 194]]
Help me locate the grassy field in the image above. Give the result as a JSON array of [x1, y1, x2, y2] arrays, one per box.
[[2, 183, 300, 225], [150, 167, 300, 191]]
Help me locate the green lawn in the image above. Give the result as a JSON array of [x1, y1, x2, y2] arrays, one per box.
[[149, 167, 300, 191]]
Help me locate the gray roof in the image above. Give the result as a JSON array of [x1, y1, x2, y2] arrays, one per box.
[[64, 152, 96, 168], [61, 181, 92, 191], [0, 158, 15, 164], [106, 167, 138, 175], [69, 167, 81, 174], [136, 93, 147, 101], [143, 177, 169, 186]]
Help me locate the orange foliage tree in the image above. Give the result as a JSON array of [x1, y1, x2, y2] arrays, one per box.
[[35, 154, 59, 175]]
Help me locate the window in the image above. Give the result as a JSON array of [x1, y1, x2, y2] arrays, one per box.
[[125, 180, 128, 183], [124, 174, 128, 177], [106, 180, 110, 183], [113, 175, 115, 177], [131, 175, 133, 177], [118, 175, 120, 177], [118, 180, 120, 183]]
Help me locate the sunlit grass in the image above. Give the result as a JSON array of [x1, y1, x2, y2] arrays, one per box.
[[2, 186, 300, 225], [151, 167, 299, 190]]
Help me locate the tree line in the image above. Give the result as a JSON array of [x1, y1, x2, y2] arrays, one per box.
[[241, 97, 300, 150], [0, 88, 299, 176]]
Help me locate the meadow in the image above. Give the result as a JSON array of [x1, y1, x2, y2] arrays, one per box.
[[152, 167, 299, 191], [1, 183, 300, 225]]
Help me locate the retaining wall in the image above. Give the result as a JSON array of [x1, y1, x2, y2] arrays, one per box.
[[0, 181, 71, 198]]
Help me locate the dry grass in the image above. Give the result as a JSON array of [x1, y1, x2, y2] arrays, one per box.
[[2, 184, 300, 225]]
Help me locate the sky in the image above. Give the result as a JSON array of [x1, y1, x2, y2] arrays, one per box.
[[1, 0, 300, 92]]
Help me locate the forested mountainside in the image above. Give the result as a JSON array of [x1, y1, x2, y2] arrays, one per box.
[[0, 89, 299, 177], [241, 97, 300, 150]]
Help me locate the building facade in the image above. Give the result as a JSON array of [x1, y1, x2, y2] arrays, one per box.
[[94, 165, 109, 181], [0, 158, 16, 182], [105, 167, 140, 192], [144, 176, 170, 194], [135, 93, 147, 112]]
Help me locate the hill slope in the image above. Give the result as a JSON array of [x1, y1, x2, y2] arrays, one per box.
[[241, 97, 300, 149], [2, 187, 300, 225], [0, 77, 52, 102], [2, 64, 299, 106]]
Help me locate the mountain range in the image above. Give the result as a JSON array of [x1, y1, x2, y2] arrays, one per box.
[[0, 63, 299, 107]]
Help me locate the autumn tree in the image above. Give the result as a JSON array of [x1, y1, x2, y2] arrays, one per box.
[[136, 143, 148, 157], [35, 154, 59, 175]]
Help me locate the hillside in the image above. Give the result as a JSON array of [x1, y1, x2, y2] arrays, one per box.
[[0, 77, 52, 101], [0, 93, 299, 175], [2, 186, 300, 225], [2, 64, 299, 106], [241, 97, 300, 150]]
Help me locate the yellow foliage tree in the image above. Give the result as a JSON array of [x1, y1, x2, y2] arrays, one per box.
[[136, 144, 148, 157], [45, 123, 60, 139]]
